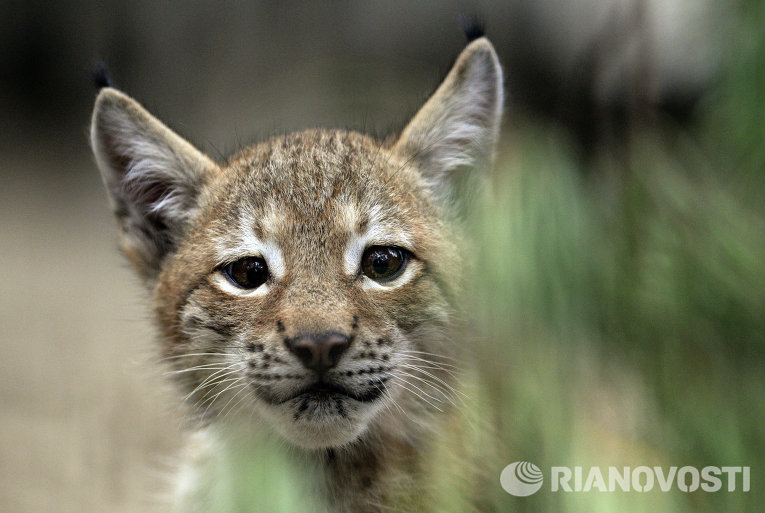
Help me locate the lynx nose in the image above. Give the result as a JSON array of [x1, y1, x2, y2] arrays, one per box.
[[285, 332, 351, 373]]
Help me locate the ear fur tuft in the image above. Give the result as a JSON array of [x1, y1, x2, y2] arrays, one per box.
[[92, 62, 113, 90], [459, 14, 485, 43]]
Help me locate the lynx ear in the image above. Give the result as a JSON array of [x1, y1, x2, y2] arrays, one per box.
[[394, 37, 503, 202], [91, 88, 219, 281]]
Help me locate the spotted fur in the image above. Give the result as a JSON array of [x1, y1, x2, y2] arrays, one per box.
[[91, 38, 503, 512]]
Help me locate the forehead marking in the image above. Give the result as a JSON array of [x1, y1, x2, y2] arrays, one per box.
[[337, 203, 361, 233], [257, 206, 285, 240]]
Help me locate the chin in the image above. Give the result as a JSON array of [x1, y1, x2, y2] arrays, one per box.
[[259, 393, 384, 449]]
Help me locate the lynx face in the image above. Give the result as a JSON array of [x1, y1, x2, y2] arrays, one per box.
[[92, 38, 502, 449], [164, 131, 459, 447]]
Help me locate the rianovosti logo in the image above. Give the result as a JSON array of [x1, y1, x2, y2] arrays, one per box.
[[500, 462, 751, 496], [500, 461, 545, 496]]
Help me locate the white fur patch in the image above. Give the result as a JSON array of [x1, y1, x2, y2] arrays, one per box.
[[360, 260, 421, 291], [212, 273, 270, 297], [211, 220, 285, 297], [258, 206, 286, 239], [337, 203, 361, 233], [122, 141, 193, 220], [344, 209, 418, 289]]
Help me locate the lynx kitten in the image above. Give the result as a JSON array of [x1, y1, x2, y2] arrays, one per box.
[[91, 37, 503, 512]]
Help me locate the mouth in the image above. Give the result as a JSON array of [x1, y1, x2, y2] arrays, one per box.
[[285, 380, 387, 404], [256, 377, 392, 448]]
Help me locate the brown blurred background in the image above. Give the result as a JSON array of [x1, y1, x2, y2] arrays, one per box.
[[0, 1, 736, 512]]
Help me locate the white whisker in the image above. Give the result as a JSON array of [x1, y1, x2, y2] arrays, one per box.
[[397, 350, 460, 368], [158, 351, 240, 362], [199, 378, 247, 418], [397, 356, 461, 379], [165, 362, 241, 375], [218, 381, 253, 421], [394, 370, 452, 407], [398, 362, 465, 400], [183, 364, 244, 404], [388, 376, 444, 412]]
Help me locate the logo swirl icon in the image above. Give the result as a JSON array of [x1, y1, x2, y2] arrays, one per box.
[[500, 461, 544, 496]]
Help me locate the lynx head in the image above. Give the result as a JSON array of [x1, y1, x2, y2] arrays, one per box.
[[91, 38, 502, 449]]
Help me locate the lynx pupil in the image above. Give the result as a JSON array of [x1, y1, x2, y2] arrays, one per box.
[[224, 257, 268, 289]]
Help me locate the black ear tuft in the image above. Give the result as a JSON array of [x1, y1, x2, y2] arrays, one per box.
[[92, 62, 113, 90], [459, 14, 485, 43]]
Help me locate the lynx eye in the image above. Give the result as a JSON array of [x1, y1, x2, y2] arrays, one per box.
[[223, 257, 269, 289], [361, 246, 409, 282]]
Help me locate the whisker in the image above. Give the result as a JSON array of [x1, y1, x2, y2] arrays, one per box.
[[397, 357, 461, 379], [388, 376, 444, 412], [397, 357, 461, 382], [187, 371, 244, 399], [397, 362, 465, 399], [370, 379, 409, 420], [158, 351, 240, 362], [394, 370, 451, 406], [223, 383, 255, 418], [396, 367, 454, 399], [217, 381, 253, 421], [183, 364, 244, 403], [397, 350, 460, 367], [164, 362, 241, 376], [198, 378, 247, 418], [192, 376, 243, 407]]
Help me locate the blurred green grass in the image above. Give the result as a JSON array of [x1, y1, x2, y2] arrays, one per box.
[[466, 4, 765, 509], [470, 124, 763, 512], [214, 5, 765, 512]]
